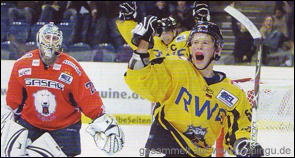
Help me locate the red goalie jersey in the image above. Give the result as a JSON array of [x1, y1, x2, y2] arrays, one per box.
[[6, 50, 104, 131]]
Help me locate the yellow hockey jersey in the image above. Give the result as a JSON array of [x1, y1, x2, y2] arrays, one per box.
[[124, 56, 252, 156], [116, 20, 190, 60]]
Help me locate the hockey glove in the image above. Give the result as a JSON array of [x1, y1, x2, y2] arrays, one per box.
[[234, 138, 264, 157], [131, 15, 159, 49], [85, 113, 125, 155], [193, 3, 210, 22], [119, 1, 137, 21]]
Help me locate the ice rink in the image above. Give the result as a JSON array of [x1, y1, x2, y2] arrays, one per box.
[[79, 124, 294, 157]]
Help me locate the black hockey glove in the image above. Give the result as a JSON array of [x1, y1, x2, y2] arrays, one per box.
[[131, 15, 159, 49], [193, 3, 210, 22], [119, 1, 137, 21], [234, 138, 264, 157]]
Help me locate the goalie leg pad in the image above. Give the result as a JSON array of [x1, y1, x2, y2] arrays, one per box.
[[26, 132, 66, 157], [1, 105, 15, 130], [1, 120, 28, 157], [18, 118, 82, 156]]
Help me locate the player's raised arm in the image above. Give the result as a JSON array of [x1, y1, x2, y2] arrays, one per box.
[[119, 1, 137, 21], [128, 15, 159, 70], [116, 1, 138, 50]]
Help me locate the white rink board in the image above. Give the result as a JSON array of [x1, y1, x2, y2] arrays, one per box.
[[1, 60, 294, 114]]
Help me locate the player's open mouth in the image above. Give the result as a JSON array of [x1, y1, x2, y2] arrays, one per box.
[[195, 52, 204, 61]]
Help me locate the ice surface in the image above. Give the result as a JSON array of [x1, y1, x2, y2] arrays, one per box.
[[79, 124, 294, 157]]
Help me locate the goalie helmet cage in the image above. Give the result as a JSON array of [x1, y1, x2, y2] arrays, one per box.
[[215, 79, 294, 157]]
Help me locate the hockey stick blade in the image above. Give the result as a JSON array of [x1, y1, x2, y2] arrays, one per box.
[[224, 6, 261, 39]]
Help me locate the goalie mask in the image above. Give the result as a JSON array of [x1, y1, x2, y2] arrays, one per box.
[[36, 22, 63, 66], [188, 21, 224, 56]]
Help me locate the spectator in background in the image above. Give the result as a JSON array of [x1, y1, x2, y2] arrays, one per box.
[[89, 1, 125, 50], [147, 1, 171, 20], [62, 1, 77, 23], [8, 1, 43, 42], [1, 1, 17, 24], [8, 1, 42, 24], [273, 1, 292, 44], [260, 15, 293, 66], [66, 1, 92, 45], [7, 35, 27, 60], [273, 1, 291, 39], [288, 4, 294, 42], [171, 1, 195, 32], [230, 2, 256, 64], [131, 1, 154, 22], [38, 1, 68, 24]]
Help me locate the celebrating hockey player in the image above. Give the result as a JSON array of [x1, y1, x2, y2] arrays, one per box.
[[118, 1, 212, 120], [2, 22, 124, 157], [117, 2, 187, 60], [117, 1, 211, 60], [124, 15, 264, 157]]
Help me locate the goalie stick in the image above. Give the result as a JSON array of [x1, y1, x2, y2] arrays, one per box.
[[224, 5, 262, 151]]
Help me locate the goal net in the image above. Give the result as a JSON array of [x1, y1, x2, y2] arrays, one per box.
[[216, 78, 294, 157]]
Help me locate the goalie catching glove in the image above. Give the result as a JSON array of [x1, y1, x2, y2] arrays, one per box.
[[119, 1, 137, 21], [234, 138, 264, 157], [85, 113, 125, 155], [131, 15, 159, 49]]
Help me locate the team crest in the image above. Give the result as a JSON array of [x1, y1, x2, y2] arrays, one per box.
[[184, 125, 210, 148], [33, 89, 56, 117]]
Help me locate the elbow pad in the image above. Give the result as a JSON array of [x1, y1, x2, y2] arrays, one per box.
[[128, 51, 150, 70]]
